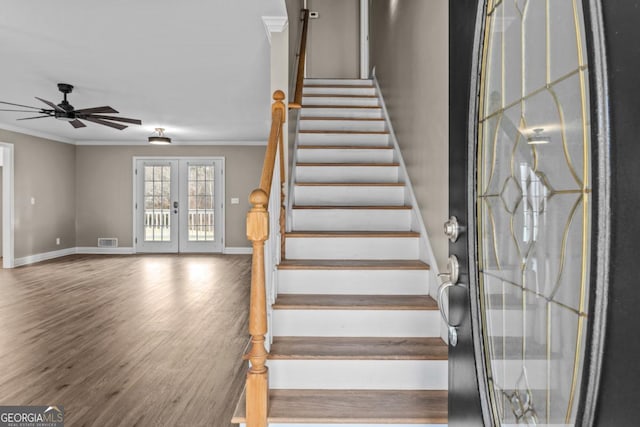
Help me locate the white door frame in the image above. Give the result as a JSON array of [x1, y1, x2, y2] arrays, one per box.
[[360, 0, 370, 79], [132, 156, 225, 254], [0, 142, 15, 269]]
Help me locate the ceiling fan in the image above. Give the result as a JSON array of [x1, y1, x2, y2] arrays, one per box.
[[0, 83, 142, 130]]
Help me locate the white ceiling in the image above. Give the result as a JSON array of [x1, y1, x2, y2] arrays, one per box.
[[0, 0, 287, 144]]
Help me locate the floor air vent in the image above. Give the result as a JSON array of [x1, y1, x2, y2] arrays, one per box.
[[97, 238, 119, 248]]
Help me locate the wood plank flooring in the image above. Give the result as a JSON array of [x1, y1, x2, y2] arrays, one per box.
[[0, 254, 251, 427]]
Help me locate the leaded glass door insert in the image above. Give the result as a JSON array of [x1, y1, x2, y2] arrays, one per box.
[[476, 0, 592, 424]]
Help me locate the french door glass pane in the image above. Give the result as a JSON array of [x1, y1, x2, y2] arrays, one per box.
[[144, 165, 171, 242], [187, 164, 215, 241], [476, 0, 591, 424]]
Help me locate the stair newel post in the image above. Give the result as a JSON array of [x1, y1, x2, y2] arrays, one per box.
[[246, 189, 269, 427]]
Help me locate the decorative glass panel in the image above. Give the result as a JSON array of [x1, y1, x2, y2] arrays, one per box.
[[187, 164, 215, 241], [477, 0, 591, 424], [144, 165, 172, 242]]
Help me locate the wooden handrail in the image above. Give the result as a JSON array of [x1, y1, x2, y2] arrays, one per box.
[[289, 9, 310, 109], [244, 90, 286, 427]]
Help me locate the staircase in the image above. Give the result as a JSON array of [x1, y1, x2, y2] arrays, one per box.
[[233, 79, 448, 426]]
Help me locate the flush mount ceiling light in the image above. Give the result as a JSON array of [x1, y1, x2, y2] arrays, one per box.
[[148, 127, 171, 145], [527, 128, 551, 145]]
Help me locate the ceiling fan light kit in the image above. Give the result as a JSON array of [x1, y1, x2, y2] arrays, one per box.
[[0, 83, 142, 130], [148, 128, 171, 145]]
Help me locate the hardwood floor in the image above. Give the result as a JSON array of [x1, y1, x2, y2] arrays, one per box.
[[0, 254, 251, 427]]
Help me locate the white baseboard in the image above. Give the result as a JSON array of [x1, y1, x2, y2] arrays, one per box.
[[223, 247, 253, 255], [76, 247, 135, 255], [14, 247, 77, 267], [12, 246, 250, 267]]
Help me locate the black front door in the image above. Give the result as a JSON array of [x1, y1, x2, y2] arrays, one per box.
[[448, 1, 614, 425]]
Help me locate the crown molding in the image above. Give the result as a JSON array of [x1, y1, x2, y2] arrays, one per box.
[[75, 139, 268, 146], [262, 16, 288, 42]]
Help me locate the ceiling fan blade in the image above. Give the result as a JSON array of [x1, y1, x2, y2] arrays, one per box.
[[35, 97, 65, 112], [74, 106, 118, 115], [0, 109, 49, 113], [16, 115, 51, 120], [83, 116, 127, 130], [0, 100, 42, 110], [84, 114, 142, 125], [70, 119, 86, 129]]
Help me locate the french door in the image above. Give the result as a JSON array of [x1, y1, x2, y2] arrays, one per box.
[[134, 158, 223, 253]]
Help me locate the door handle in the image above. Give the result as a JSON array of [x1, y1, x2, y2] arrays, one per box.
[[173, 201, 178, 214], [437, 280, 466, 347]]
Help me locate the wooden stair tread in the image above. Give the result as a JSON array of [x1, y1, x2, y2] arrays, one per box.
[[296, 162, 399, 166], [295, 182, 404, 186], [302, 105, 382, 109], [300, 116, 385, 121], [298, 144, 393, 149], [286, 231, 419, 238], [269, 337, 447, 360], [232, 389, 448, 423], [273, 294, 438, 310], [303, 94, 378, 98], [292, 205, 412, 210], [278, 259, 430, 270], [299, 130, 389, 134]]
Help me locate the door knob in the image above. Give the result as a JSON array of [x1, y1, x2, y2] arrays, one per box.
[[438, 255, 460, 284], [443, 216, 461, 242]]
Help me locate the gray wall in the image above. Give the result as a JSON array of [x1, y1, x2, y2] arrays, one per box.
[[0, 129, 77, 259], [370, 0, 449, 269], [75, 145, 265, 248], [307, 0, 360, 78], [0, 167, 2, 258]]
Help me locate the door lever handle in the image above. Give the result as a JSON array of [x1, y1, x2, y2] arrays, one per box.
[[437, 280, 466, 347]]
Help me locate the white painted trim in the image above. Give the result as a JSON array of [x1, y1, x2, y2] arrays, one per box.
[[359, 0, 370, 79], [262, 16, 289, 43], [76, 247, 135, 255], [0, 123, 75, 145], [223, 247, 253, 255], [0, 143, 15, 269], [75, 139, 268, 146], [14, 247, 76, 267]]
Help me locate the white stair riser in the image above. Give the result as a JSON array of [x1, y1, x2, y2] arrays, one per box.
[[268, 360, 448, 390], [296, 166, 399, 183], [278, 269, 429, 295], [305, 79, 373, 86], [299, 133, 390, 146], [286, 237, 419, 260], [303, 87, 377, 96], [299, 120, 386, 132], [291, 209, 412, 231], [297, 148, 394, 163], [272, 310, 441, 337], [294, 186, 406, 206], [303, 97, 380, 107], [301, 108, 383, 119]]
